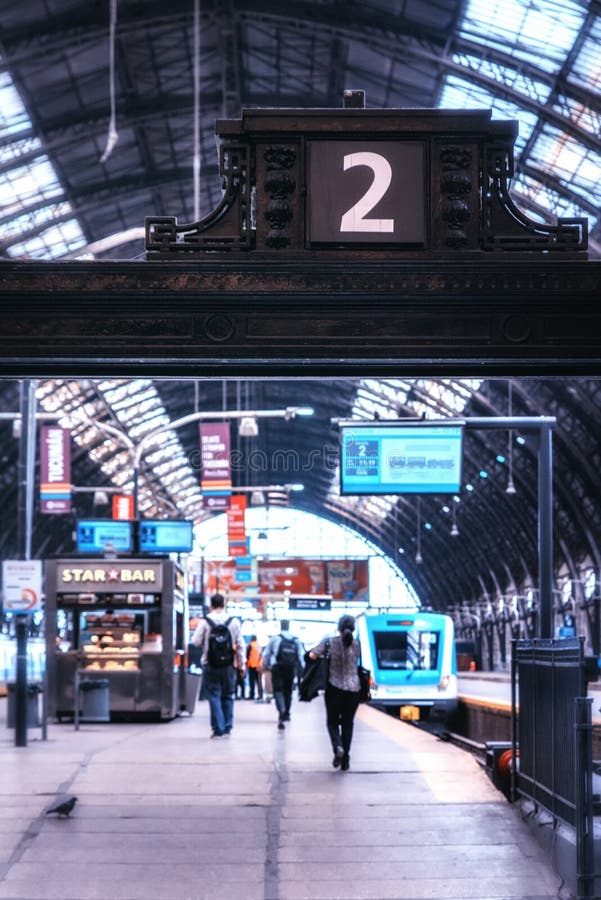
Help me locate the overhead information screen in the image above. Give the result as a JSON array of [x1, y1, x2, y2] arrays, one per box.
[[76, 520, 133, 554], [138, 520, 194, 554], [340, 423, 464, 494]]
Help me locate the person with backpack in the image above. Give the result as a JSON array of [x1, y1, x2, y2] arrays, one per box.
[[191, 593, 245, 737], [261, 619, 304, 730]]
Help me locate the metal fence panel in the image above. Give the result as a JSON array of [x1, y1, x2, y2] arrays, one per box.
[[513, 637, 586, 827]]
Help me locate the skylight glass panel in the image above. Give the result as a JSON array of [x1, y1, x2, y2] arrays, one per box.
[[560, 95, 601, 138], [8, 221, 87, 259], [453, 53, 551, 106], [570, 20, 601, 92], [529, 125, 601, 205], [0, 68, 89, 260], [439, 75, 538, 152], [0, 136, 41, 166], [459, 0, 584, 71], [0, 158, 62, 214], [0, 72, 31, 133], [0, 203, 73, 245], [513, 172, 596, 222]]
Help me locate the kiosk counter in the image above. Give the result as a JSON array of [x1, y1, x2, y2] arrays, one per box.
[[44, 558, 192, 720]]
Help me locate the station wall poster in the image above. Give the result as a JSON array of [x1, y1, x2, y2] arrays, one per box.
[[204, 558, 369, 602]]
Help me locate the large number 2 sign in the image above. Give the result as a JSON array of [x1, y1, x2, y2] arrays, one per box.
[[308, 140, 425, 245], [340, 152, 394, 233]]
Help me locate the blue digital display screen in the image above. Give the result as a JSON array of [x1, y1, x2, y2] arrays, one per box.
[[340, 424, 463, 494], [138, 520, 194, 554], [76, 520, 133, 553]]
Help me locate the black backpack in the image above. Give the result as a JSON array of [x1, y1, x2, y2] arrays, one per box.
[[276, 635, 299, 670], [205, 616, 234, 667]]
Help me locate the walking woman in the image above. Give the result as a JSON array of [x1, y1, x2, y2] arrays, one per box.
[[308, 614, 361, 771]]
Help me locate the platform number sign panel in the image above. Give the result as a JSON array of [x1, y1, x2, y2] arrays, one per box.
[[308, 141, 425, 245]]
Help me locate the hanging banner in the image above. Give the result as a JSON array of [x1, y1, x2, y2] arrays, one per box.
[[40, 426, 71, 513], [200, 423, 232, 510], [112, 495, 134, 520], [227, 495, 247, 556]]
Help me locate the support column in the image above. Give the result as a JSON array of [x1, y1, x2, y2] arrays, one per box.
[[538, 425, 554, 639], [15, 379, 37, 747]]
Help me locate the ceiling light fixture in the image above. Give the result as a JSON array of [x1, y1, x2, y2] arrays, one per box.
[[415, 497, 423, 564], [238, 416, 259, 437], [450, 503, 459, 536], [506, 381, 517, 495]]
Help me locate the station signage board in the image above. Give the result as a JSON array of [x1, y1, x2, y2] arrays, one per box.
[[288, 596, 332, 611], [308, 141, 425, 245], [56, 560, 163, 591], [2, 560, 43, 613]]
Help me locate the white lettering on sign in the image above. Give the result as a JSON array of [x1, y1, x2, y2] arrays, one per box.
[[47, 428, 66, 480], [61, 568, 156, 584], [340, 152, 394, 233]]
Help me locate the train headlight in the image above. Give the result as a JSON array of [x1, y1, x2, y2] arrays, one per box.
[[438, 675, 451, 692]]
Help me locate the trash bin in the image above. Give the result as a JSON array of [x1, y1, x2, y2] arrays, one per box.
[[184, 672, 202, 714], [6, 682, 41, 728], [79, 679, 110, 722]]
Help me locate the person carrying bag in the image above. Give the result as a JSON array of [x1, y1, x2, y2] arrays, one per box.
[[298, 640, 329, 702], [308, 614, 363, 772]]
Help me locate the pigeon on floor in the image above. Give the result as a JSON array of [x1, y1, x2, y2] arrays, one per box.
[[45, 796, 77, 817]]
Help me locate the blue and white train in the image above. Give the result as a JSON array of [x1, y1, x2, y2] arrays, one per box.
[[357, 610, 458, 721]]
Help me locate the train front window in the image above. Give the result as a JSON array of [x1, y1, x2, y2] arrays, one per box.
[[373, 630, 440, 670]]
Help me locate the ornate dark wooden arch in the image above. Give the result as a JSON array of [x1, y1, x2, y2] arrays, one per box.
[[0, 108, 599, 377]]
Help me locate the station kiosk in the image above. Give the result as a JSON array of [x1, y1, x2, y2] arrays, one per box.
[[44, 557, 192, 720]]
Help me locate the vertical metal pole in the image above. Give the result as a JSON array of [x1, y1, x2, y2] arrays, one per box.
[[538, 425, 554, 639], [200, 552, 205, 611], [575, 697, 594, 899], [132, 463, 139, 520], [24, 380, 37, 562], [15, 379, 37, 747], [14, 617, 28, 747], [510, 640, 518, 803]]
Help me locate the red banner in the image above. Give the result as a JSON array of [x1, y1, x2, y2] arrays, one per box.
[[112, 495, 134, 520], [200, 423, 232, 510], [40, 426, 71, 514], [227, 495, 248, 556]]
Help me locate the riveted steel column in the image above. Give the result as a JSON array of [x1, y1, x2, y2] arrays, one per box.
[[538, 425, 553, 639]]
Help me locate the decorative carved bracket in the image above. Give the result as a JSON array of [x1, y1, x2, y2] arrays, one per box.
[[483, 144, 587, 252], [145, 141, 251, 253]]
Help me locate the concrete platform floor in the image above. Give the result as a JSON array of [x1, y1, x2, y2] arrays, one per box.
[[0, 694, 565, 900]]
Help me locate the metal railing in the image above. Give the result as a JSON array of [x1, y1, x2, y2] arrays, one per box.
[[511, 638, 599, 899]]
